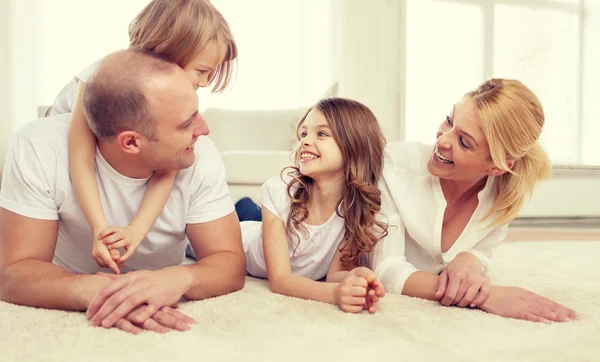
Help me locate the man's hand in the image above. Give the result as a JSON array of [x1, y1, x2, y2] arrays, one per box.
[[99, 225, 146, 263], [437, 252, 490, 308], [480, 285, 577, 323], [87, 268, 192, 328], [114, 305, 196, 334]]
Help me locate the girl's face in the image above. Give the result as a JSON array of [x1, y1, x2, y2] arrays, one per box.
[[427, 97, 506, 183], [181, 40, 223, 91], [296, 109, 344, 180]]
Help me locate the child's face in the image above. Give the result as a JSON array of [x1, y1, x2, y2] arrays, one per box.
[[181, 40, 224, 90], [296, 109, 344, 180]]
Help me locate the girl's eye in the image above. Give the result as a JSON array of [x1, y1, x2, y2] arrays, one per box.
[[318, 132, 329, 137], [197, 69, 209, 75], [445, 116, 452, 126], [300, 131, 307, 138]]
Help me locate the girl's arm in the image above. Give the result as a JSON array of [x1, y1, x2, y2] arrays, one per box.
[[69, 80, 107, 237], [262, 207, 339, 304], [69, 81, 120, 273], [101, 170, 177, 262]]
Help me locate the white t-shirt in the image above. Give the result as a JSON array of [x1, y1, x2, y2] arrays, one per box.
[[241, 176, 344, 280], [50, 61, 99, 115], [369, 141, 508, 294], [0, 114, 235, 274]]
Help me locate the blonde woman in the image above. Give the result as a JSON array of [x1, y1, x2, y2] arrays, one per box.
[[371, 79, 577, 323], [50, 0, 237, 273]]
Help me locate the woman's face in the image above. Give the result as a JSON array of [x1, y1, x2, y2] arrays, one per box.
[[427, 97, 506, 183]]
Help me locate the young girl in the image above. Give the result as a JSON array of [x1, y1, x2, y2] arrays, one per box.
[[371, 79, 577, 322], [241, 97, 388, 313], [50, 0, 237, 274]]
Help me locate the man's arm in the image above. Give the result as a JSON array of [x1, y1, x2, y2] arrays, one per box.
[[0, 209, 112, 310], [180, 211, 245, 299]]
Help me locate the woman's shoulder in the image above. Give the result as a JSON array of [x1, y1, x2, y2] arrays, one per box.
[[384, 141, 433, 176]]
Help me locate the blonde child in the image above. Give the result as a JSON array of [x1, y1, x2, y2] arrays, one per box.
[[241, 97, 388, 313], [50, 0, 237, 274]]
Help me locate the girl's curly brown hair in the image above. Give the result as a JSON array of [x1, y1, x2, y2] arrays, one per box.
[[282, 97, 388, 269]]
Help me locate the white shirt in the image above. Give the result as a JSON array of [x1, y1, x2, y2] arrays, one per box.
[[241, 176, 344, 280], [0, 114, 235, 274], [50, 61, 99, 115], [369, 141, 508, 294]]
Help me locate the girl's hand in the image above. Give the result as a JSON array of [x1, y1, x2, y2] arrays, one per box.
[[350, 267, 386, 313], [334, 276, 369, 313], [436, 252, 490, 308], [99, 224, 146, 263], [92, 237, 121, 274]]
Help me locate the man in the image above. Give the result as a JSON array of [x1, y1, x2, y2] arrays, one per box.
[[0, 49, 245, 334]]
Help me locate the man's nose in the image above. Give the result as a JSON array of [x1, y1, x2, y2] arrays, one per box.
[[193, 114, 210, 137]]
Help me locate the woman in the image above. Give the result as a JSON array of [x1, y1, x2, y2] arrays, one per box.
[[371, 79, 576, 323]]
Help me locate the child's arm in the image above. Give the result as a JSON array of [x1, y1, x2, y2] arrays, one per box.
[[262, 208, 367, 313], [69, 81, 120, 274], [101, 170, 177, 262]]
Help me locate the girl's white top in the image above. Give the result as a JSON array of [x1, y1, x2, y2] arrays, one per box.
[[50, 61, 99, 115], [369, 141, 507, 294], [242, 176, 345, 280]]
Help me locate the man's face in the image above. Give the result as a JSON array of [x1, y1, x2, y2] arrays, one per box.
[[141, 69, 210, 171]]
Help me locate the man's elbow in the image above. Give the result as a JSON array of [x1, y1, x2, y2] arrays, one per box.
[[227, 252, 246, 293]]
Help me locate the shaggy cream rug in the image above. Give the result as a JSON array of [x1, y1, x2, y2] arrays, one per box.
[[1, 241, 598, 362]]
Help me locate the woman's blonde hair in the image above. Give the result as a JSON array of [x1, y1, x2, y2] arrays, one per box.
[[128, 0, 237, 93], [466, 79, 551, 226], [283, 98, 388, 269]]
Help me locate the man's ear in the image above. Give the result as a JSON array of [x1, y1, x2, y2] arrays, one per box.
[[486, 159, 514, 177], [117, 131, 143, 154]]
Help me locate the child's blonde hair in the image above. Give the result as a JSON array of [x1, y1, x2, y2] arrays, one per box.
[[467, 79, 552, 226], [128, 0, 237, 93], [284, 98, 388, 269]]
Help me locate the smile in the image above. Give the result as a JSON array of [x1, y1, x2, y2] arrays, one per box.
[[434, 148, 453, 164], [300, 152, 319, 161]]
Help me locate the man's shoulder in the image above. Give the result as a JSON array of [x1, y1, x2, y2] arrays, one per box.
[[15, 114, 70, 148]]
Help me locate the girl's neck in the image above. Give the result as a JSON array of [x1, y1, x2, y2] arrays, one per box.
[[307, 173, 345, 221]]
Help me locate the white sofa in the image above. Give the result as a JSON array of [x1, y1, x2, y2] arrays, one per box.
[[203, 107, 306, 202]]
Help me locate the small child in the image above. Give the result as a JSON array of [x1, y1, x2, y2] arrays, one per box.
[[242, 97, 388, 313]]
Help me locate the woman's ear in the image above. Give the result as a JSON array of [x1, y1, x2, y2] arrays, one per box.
[[117, 131, 142, 154], [486, 159, 514, 177]]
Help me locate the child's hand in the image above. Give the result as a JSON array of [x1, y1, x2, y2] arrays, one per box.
[[350, 267, 386, 313], [91, 238, 122, 274], [98, 224, 146, 264], [334, 276, 369, 313]]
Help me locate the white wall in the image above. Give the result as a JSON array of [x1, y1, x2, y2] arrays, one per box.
[[334, 0, 406, 142]]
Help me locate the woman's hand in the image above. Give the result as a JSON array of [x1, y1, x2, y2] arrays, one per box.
[[480, 285, 577, 323], [437, 252, 490, 308]]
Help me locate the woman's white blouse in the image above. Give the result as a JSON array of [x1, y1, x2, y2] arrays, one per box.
[[369, 141, 507, 294]]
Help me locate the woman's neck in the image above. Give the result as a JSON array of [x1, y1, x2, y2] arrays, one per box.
[[439, 176, 488, 206]]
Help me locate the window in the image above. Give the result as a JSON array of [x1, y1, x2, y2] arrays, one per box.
[[405, 0, 599, 166]]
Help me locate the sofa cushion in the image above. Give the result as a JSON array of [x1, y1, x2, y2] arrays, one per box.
[[204, 108, 306, 152]]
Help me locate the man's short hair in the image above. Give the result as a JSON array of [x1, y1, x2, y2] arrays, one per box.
[[83, 49, 177, 141]]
